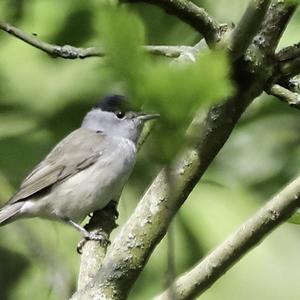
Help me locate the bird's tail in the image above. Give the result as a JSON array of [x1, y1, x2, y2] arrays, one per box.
[[0, 202, 23, 226]]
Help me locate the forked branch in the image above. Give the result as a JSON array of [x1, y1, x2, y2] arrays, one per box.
[[229, 0, 272, 59]]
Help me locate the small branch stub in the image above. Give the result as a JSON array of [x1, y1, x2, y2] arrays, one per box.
[[267, 84, 300, 109]]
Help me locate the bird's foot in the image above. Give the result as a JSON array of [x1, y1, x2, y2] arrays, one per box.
[[76, 230, 110, 254]]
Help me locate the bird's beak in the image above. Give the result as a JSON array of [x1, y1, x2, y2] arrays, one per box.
[[137, 113, 160, 122]]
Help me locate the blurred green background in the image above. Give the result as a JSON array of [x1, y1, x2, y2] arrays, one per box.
[[0, 0, 300, 299]]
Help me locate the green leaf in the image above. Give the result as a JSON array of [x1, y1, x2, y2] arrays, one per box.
[[99, 5, 147, 95], [97, 6, 233, 163], [138, 51, 234, 163]]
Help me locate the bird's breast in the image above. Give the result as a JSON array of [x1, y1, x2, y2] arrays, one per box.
[[92, 137, 137, 192], [49, 136, 137, 221]]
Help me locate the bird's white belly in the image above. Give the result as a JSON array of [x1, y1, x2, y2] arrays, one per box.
[[21, 137, 136, 222]]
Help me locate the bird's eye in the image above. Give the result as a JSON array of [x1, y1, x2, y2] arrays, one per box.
[[115, 111, 125, 119]]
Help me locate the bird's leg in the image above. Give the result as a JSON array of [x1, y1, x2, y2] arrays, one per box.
[[76, 231, 110, 254], [67, 219, 92, 237], [63, 218, 109, 254], [73, 200, 119, 254]]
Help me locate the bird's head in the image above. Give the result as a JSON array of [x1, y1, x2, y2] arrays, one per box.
[[81, 95, 159, 143]]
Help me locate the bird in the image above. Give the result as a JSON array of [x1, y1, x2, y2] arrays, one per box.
[[0, 94, 159, 248]]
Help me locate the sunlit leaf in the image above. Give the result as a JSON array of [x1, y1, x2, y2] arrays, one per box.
[[137, 50, 234, 163], [99, 5, 147, 96]]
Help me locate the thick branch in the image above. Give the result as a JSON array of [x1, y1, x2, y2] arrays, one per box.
[[123, 0, 220, 46], [267, 84, 300, 109], [77, 207, 118, 290], [0, 21, 191, 59], [155, 176, 300, 300], [229, 0, 272, 59]]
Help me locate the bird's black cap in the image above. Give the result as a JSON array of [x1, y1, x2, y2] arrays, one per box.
[[94, 94, 130, 113]]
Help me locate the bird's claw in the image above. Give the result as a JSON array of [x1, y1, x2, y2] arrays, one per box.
[[76, 231, 110, 254]]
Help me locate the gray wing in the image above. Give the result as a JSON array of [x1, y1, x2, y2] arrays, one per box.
[[9, 128, 106, 203]]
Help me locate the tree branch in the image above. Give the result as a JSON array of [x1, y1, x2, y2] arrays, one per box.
[[77, 207, 118, 290], [155, 175, 300, 300], [229, 0, 272, 59], [0, 20, 192, 59], [267, 84, 300, 109], [71, 1, 297, 299], [0, 21, 104, 59], [274, 42, 300, 81], [250, 0, 297, 54], [123, 0, 220, 46], [144, 45, 194, 57], [276, 41, 300, 61], [278, 55, 300, 79]]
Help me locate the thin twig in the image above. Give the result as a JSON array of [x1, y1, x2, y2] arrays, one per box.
[[123, 0, 220, 46], [267, 84, 300, 109], [229, 0, 272, 59], [0, 20, 104, 59], [144, 45, 194, 57], [0, 20, 192, 59], [154, 175, 300, 300]]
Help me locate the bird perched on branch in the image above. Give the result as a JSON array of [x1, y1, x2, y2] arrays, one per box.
[[0, 94, 159, 249]]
